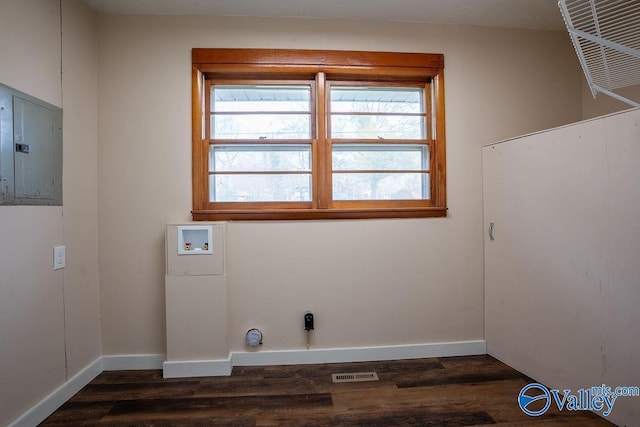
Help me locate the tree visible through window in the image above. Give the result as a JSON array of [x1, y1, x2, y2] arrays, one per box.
[[192, 49, 446, 220]]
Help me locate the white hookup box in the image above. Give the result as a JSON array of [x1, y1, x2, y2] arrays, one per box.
[[166, 222, 225, 276]]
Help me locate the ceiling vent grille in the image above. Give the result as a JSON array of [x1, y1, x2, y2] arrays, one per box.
[[332, 372, 379, 383], [559, 0, 640, 108]]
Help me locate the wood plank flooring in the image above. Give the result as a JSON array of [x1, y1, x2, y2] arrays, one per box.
[[40, 355, 614, 426]]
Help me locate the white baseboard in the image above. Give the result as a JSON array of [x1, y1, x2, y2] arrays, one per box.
[[8, 357, 103, 427], [232, 340, 486, 367], [9, 341, 485, 426], [102, 354, 165, 371], [163, 358, 232, 378]]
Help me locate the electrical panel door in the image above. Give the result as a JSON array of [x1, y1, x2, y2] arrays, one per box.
[[0, 83, 62, 205]]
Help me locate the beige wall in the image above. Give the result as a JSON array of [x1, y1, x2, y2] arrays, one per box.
[[0, 0, 99, 425], [582, 81, 640, 120], [483, 109, 640, 426], [97, 15, 583, 355], [3, 2, 634, 422], [61, 0, 101, 378]]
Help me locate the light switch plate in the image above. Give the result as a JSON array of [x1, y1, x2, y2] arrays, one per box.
[[54, 245, 66, 270]]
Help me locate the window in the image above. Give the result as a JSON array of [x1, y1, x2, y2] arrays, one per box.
[[192, 49, 446, 220], [209, 84, 314, 203]]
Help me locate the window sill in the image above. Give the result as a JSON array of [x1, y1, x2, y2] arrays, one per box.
[[192, 207, 447, 221]]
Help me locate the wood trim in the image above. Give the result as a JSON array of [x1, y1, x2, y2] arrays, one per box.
[[212, 111, 313, 116], [198, 64, 439, 81], [331, 111, 426, 118], [424, 81, 433, 143], [432, 70, 446, 208], [210, 139, 313, 145], [311, 80, 320, 209], [209, 171, 311, 175], [192, 207, 447, 221], [332, 170, 429, 174], [331, 139, 429, 145], [332, 200, 433, 209], [210, 78, 315, 86], [192, 48, 447, 220], [193, 48, 444, 69], [316, 72, 330, 209], [206, 201, 314, 210], [192, 66, 207, 211]]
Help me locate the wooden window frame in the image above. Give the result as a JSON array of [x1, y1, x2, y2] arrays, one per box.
[[192, 48, 446, 221]]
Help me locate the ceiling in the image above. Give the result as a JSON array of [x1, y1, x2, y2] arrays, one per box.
[[82, 0, 566, 31]]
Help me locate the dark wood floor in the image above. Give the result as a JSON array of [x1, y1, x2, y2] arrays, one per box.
[[40, 355, 613, 426]]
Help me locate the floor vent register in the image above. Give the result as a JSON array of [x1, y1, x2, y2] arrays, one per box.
[[332, 372, 379, 383]]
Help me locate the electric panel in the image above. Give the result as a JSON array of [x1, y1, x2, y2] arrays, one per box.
[[0, 83, 62, 205]]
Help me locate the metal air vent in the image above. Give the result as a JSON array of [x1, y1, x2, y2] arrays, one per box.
[[332, 372, 379, 383], [559, 0, 640, 108]]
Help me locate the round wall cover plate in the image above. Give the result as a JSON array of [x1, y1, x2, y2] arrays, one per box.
[[245, 328, 263, 346]]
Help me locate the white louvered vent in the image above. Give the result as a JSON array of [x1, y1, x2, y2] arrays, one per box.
[[559, 0, 640, 108], [332, 372, 379, 383]]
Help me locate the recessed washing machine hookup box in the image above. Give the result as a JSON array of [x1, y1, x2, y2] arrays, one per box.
[[166, 223, 225, 276], [178, 225, 213, 255]]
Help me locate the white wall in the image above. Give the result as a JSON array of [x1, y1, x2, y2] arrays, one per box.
[[483, 109, 640, 426], [0, 1, 100, 425], [97, 15, 583, 356]]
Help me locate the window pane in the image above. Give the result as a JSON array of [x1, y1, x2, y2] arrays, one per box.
[[333, 145, 428, 171], [213, 86, 311, 112], [331, 87, 423, 113], [211, 145, 311, 172], [211, 85, 312, 139], [330, 86, 425, 140], [331, 115, 423, 139], [210, 174, 311, 202], [213, 114, 311, 139], [333, 173, 429, 200]]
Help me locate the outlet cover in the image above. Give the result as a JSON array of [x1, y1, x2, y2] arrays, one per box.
[[54, 245, 66, 270]]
